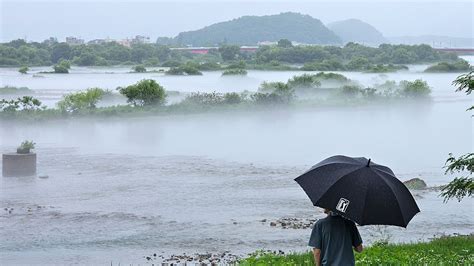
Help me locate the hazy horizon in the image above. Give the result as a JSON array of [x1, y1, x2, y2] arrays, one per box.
[[1, 0, 473, 43]]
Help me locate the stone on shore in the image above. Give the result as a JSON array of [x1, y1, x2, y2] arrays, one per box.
[[403, 177, 427, 190]]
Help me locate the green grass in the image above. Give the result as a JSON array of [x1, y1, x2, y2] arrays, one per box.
[[238, 235, 474, 266]]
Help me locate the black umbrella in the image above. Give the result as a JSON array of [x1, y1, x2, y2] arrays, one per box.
[[295, 155, 420, 227]]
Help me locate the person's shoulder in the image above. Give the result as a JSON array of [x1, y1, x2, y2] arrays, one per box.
[[342, 216, 356, 226], [315, 216, 330, 225]]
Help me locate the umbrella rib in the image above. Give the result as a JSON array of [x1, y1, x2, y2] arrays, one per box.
[[372, 166, 397, 179], [305, 161, 361, 174], [359, 174, 371, 226], [372, 170, 408, 227]]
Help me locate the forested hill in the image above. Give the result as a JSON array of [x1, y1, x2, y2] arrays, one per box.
[[173, 12, 342, 46], [327, 19, 387, 45]]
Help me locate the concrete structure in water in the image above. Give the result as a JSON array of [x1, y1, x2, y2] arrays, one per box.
[[2, 153, 37, 177]]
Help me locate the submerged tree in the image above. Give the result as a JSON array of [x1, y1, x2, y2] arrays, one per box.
[[441, 71, 473, 202], [277, 39, 293, 48], [18, 66, 29, 74], [118, 79, 166, 106], [132, 65, 147, 73], [53, 60, 71, 73], [57, 88, 105, 113]]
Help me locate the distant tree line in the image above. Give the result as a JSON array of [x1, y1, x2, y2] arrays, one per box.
[[0, 39, 459, 69]]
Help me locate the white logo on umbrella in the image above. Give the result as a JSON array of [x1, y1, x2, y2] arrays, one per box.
[[336, 198, 350, 213]]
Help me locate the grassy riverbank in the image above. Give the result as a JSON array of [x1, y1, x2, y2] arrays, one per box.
[[239, 235, 474, 265]]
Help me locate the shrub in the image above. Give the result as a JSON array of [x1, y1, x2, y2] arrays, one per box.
[[251, 92, 286, 105], [301, 59, 345, 71], [226, 61, 246, 69], [19, 140, 35, 150], [181, 63, 203, 75], [165, 67, 184, 75], [287, 74, 322, 90], [252, 82, 294, 105], [0, 96, 43, 112], [223, 92, 242, 104], [222, 69, 247, 76], [346, 56, 371, 71], [425, 59, 471, 73], [118, 79, 166, 106], [166, 65, 203, 75], [258, 81, 286, 92], [198, 62, 221, 71], [53, 60, 71, 73], [18, 66, 29, 74], [161, 60, 181, 67], [313, 72, 350, 82], [400, 79, 431, 97], [365, 64, 408, 73], [57, 88, 106, 113], [341, 85, 363, 97], [181, 92, 225, 106], [132, 65, 147, 73]]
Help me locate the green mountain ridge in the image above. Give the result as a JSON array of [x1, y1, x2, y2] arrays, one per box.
[[327, 18, 387, 45], [172, 12, 342, 46]]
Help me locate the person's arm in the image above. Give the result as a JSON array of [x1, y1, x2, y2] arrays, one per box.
[[313, 248, 321, 266], [350, 222, 363, 253], [308, 222, 322, 266]]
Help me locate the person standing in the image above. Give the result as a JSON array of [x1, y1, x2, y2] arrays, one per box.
[[309, 209, 363, 266]]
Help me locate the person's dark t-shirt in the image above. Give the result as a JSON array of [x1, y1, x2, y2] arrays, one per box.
[[308, 214, 362, 266]]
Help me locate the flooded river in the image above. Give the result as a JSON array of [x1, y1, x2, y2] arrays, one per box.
[[0, 58, 473, 264]]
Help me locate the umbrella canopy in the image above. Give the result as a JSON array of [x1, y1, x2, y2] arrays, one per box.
[[295, 155, 420, 227]]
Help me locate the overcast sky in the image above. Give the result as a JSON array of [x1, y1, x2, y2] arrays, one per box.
[[1, 0, 473, 42]]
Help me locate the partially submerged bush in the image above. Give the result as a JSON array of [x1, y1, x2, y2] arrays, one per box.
[[198, 62, 221, 71], [301, 59, 346, 71], [0, 96, 43, 112], [400, 79, 431, 97], [258, 81, 286, 93], [165, 67, 185, 75], [372, 79, 431, 98], [425, 59, 471, 73], [365, 64, 408, 73], [222, 68, 247, 76], [181, 64, 203, 75], [253, 82, 294, 105], [165, 64, 203, 75], [223, 92, 243, 104], [181, 92, 225, 106], [57, 88, 106, 113], [132, 65, 147, 73], [313, 72, 350, 82], [161, 60, 181, 68], [341, 85, 363, 97], [118, 79, 166, 106], [53, 60, 71, 73], [226, 61, 246, 70], [18, 66, 29, 74], [287, 74, 322, 90]]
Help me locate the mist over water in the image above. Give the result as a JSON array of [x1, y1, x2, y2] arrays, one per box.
[[0, 58, 473, 264]]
